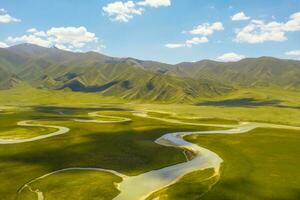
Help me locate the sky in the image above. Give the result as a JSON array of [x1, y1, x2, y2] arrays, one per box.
[[0, 0, 300, 64]]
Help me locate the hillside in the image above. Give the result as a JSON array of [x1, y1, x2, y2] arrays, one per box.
[[0, 43, 299, 102], [173, 57, 300, 88]]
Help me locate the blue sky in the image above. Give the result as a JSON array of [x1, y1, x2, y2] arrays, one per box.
[[0, 0, 300, 63]]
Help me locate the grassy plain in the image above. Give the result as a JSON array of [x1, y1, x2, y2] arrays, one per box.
[[149, 128, 300, 200], [0, 87, 299, 199], [0, 105, 203, 200], [18, 170, 122, 200], [191, 128, 300, 200], [0, 110, 57, 140]]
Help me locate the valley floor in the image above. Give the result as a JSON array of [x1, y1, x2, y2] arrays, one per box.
[[0, 88, 300, 200]]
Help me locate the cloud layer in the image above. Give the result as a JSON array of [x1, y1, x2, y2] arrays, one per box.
[[165, 36, 208, 48], [235, 12, 300, 43], [190, 22, 224, 35], [165, 21, 223, 48], [103, 0, 171, 22], [231, 12, 250, 21], [217, 53, 245, 62], [5, 26, 101, 51], [102, 1, 143, 23], [137, 0, 171, 7], [285, 50, 300, 56], [0, 8, 21, 23]]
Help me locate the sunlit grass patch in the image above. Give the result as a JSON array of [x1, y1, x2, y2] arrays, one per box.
[[0, 127, 57, 140], [17, 170, 122, 200]]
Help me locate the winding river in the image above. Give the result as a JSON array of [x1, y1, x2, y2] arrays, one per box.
[[0, 121, 70, 144], [5, 109, 299, 200], [0, 111, 130, 145], [73, 111, 131, 123]]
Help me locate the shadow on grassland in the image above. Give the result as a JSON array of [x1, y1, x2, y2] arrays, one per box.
[[196, 98, 300, 109], [0, 127, 188, 175], [34, 106, 129, 115], [26, 106, 131, 120], [202, 177, 300, 200]]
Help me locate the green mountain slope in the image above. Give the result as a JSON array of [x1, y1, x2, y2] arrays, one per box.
[[0, 43, 299, 102], [0, 67, 22, 89], [173, 57, 300, 89]]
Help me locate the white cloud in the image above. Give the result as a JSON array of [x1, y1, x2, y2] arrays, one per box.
[[34, 31, 47, 37], [6, 35, 52, 47], [92, 44, 107, 53], [27, 28, 47, 37], [137, 0, 171, 7], [0, 8, 20, 23], [285, 50, 300, 56], [165, 36, 208, 48], [0, 42, 8, 48], [231, 12, 250, 21], [103, 0, 171, 22], [54, 44, 73, 51], [185, 37, 208, 47], [165, 43, 186, 48], [190, 22, 224, 35], [5, 26, 100, 51], [27, 28, 38, 33], [235, 12, 300, 43], [102, 1, 143, 22], [216, 53, 245, 62], [47, 26, 97, 48], [166, 21, 222, 49], [0, 14, 21, 23]]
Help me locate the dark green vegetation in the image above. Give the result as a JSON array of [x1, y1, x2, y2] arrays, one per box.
[[1, 43, 300, 102]]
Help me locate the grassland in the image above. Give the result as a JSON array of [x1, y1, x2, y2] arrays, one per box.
[[0, 109, 58, 140], [0, 87, 299, 199], [18, 170, 122, 200], [147, 127, 300, 199], [0, 105, 204, 200], [1, 86, 300, 126]]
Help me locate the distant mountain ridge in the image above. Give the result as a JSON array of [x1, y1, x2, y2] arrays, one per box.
[[0, 43, 299, 102]]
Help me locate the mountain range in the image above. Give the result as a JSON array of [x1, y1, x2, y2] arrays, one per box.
[[0, 43, 300, 102]]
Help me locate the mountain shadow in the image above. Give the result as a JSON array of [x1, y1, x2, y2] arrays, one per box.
[[197, 98, 281, 107], [197, 98, 300, 109], [60, 80, 119, 92]]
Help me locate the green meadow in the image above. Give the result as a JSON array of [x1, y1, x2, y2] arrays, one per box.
[[149, 128, 300, 200], [0, 88, 299, 200], [18, 170, 122, 200], [0, 105, 192, 199]]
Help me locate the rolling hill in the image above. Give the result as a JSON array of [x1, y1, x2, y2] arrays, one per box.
[[0, 43, 299, 102], [172, 57, 300, 88]]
